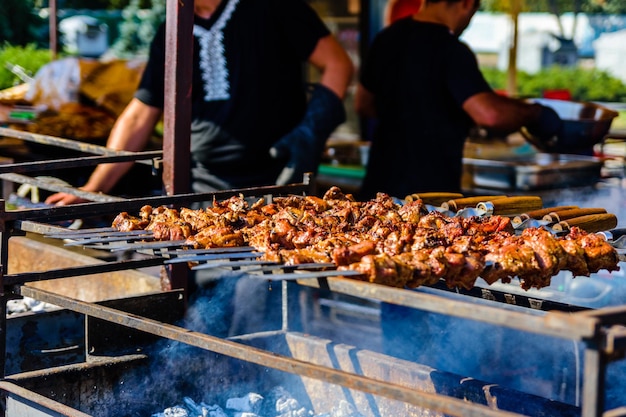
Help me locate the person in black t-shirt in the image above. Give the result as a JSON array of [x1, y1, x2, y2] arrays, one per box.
[[355, 0, 562, 199], [43, 0, 353, 338], [384, 0, 423, 26], [46, 0, 354, 205], [358, 0, 565, 378]]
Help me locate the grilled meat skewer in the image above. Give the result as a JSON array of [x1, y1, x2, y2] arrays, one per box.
[[111, 187, 620, 291]]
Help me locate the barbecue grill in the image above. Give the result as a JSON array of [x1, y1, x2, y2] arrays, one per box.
[[0, 124, 625, 417]]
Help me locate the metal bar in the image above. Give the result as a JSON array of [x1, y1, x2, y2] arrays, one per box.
[[0, 295, 7, 378], [162, 0, 195, 293], [297, 277, 603, 340], [604, 325, 626, 354], [0, 181, 312, 223], [19, 286, 529, 417], [163, 0, 192, 196], [44, 229, 145, 239], [0, 127, 160, 161], [2, 257, 165, 287], [0, 152, 161, 174], [167, 246, 257, 256], [0, 199, 7, 296], [582, 340, 607, 417], [164, 251, 264, 264], [428, 280, 589, 313], [17, 221, 113, 236], [0, 174, 121, 203], [62, 233, 154, 247], [243, 262, 337, 272], [249, 270, 364, 281], [604, 407, 626, 417], [191, 260, 276, 270], [112, 240, 190, 252], [0, 380, 92, 417], [49, 0, 58, 60]]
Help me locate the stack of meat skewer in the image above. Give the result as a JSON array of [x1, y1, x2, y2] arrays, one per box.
[[111, 187, 621, 291]]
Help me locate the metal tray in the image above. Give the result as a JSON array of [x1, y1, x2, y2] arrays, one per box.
[[463, 153, 603, 190]]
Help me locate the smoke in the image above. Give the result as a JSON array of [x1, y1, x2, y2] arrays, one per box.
[[380, 300, 584, 404], [540, 180, 626, 226], [112, 246, 626, 415]]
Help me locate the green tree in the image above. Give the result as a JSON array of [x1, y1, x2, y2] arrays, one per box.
[[582, 0, 626, 14], [0, 0, 43, 46], [0, 43, 52, 89], [481, 66, 626, 102], [109, 0, 165, 58]]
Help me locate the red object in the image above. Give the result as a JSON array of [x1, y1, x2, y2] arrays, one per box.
[[387, 0, 422, 25], [542, 89, 572, 100]]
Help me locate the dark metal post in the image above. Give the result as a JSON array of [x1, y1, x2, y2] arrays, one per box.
[[0, 200, 8, 377], [49, 0, 58, 60], [163, 0, 193, 196], [582, 340, 607, 417], [163, 0, 194, 292]]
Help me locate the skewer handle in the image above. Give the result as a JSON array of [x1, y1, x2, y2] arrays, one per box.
[[543, 208, 607, 223], [443, 195, 506, 211], [518, 205, 579, 221], [480, 196, 543, 216], [405, 192, 463, 206], [555, 213, 618, 234]]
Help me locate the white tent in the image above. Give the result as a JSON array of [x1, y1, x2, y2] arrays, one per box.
[[593, 29, 626, 83]]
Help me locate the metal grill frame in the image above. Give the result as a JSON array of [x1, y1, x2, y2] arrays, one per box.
[[0, 168, 622, 416], [0, 0, 625, 412]]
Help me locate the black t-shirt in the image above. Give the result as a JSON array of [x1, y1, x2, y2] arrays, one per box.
[[136, 0, 330, 185], [359, 19, 492, 198]]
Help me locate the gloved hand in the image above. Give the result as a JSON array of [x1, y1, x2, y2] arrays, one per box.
[[270, 83, 346, 186], [524, 104, 563, 151]]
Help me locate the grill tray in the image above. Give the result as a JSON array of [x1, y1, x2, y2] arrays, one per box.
[[463, 153, 603, 190]]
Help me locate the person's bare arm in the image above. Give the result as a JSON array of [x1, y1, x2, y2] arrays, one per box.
[[354, 83, 377, 119], [463, 91, 542, 132], [307, 34, 354, 99], [45, 98, 163, 205]]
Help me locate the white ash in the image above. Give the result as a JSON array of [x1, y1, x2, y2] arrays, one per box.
[[156, 398, 228, 417], [152, 386, 365, 417], [162, 406, 189, 417], [226, 393, 263, 414], [7, 297, 58, 315]]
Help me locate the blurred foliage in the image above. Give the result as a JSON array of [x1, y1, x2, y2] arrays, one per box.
[[583, 0, 626, 14], [481, 0, 626, 14], [35, 0, 153, 10], [481, 66, 626, 102], [0, 0, 46, 46], [0, 43, 53, 90], [108, 0, 165, 58]]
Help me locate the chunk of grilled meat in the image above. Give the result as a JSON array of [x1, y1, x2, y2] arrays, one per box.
[[112, 211, 149, 231], [566, 227, 620, 274], [111, 187, 621, 291]]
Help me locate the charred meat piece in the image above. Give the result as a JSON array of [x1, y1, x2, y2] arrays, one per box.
[[111, 188, 620, 292], [112, 212, 149, 231], [482, 234, 540, 285], [340, 254, 411, 288], [332, 240, 377, 266], [185, 225, 244, 249], [567, 227, 620, 274]]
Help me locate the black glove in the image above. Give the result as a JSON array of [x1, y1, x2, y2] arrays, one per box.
[[524, 104, 563, 151], [270, 83, 346, 185]]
